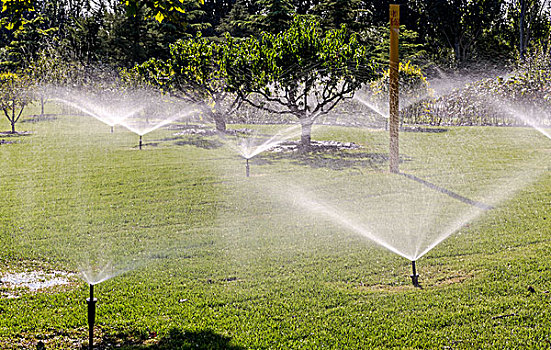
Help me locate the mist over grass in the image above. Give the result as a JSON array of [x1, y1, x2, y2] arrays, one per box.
[[0, 102, 551, 348]]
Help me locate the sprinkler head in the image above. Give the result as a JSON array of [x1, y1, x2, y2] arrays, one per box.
[[139, 135, 143, 150], [410, 260, 420, 288], [110, 125, 114, 133], [246, 158, 250, 177], [86, 284, 98, 349]]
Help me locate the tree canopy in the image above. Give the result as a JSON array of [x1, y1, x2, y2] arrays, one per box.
[[227, 16, 378, 146]]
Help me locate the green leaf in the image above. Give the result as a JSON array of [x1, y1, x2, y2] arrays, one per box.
[[154, 11, 165, 23]]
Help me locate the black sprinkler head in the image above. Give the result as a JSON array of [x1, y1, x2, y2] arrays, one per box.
[[139, 135, 143, 150], [246, 158, 250, 177]]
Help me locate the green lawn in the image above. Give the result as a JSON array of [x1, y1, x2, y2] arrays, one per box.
[[1, 105, 551, 349]]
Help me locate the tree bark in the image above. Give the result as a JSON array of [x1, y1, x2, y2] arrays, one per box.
[[213, 112, 227, 133], [11, 120, 15, 133], [520, 0, 527, 60], [300, 118, 313, 149]]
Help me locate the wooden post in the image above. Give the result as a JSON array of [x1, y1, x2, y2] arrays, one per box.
[[389, 4, 400, 173]]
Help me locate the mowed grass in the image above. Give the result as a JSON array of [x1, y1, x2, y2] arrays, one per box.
[[0, 105, 551, 349]]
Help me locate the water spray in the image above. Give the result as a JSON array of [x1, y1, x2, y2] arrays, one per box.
[[139, 135, 143, 150], [86, 284, 98, 349], [410, 260, 420, 287], [246, 158, 250, 177]]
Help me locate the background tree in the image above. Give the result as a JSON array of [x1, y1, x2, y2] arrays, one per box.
[[410, 0, 506, 63], [216, 0, 258, 37], [250, 0, 294, 34], [134, 34, 243, 132], [312, 0, 361, 31], [506, 0, 551, 61], [227, 16, 378, 147], [0, 15, 55, 71], [0, 71, 31, 133]]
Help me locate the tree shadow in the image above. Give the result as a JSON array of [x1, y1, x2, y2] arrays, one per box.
[[0, 131, 32, 136], [260, 148, 405, 171], [398, 172, 493, 210], [96, 327, 245, 350], [21, 114, 57, 123], [401, 126, 448, 133], [171, 135, 225, 150]]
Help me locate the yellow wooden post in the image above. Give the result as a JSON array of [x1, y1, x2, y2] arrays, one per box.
[[389, 4, 400, 173]]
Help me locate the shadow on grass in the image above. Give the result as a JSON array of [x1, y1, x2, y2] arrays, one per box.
[[398, 172, 493, 210], [173, 135, 224, 150], [22, 114, 57, 123], [260, 149, 403, 171], [99, 328, 244, 350]]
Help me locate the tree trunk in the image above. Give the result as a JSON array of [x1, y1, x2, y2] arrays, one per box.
[[41, 96, 45, 116], [11, 120, 15, 134], [520, 0, 527, 60], [213, 112, 227, 133], [300, 118, 313, 149]]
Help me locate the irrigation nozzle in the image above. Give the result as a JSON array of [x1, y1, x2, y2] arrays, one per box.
[[246, 158, 250, 177], [139, 135, 143, 150], [411, 260, 420, 287], [110, 125, 114, 133], [86, 284, 98, 349]]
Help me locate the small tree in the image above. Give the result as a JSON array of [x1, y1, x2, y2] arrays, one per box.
[[29, 48, 76, 116], [227, 16, 378, 147], [0, 72, 31, 133], [133, 34, 243, 132]]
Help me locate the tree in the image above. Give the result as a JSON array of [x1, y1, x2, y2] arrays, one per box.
[[0, 0, 34, 30], [133, 34, 243, 132], [216, 0, 258, 37], [250, 0, 294, 33], [507, 0, 551, 60], [0, 72, 31, 133], [124, 0, 201, 23], [312, 0, 361, 31], [0, 14, 55, 71], [28, 48, 80, 115], [362, 25, 427, 67], [411, 0, 506, 63], [227, 16, 378, 147]]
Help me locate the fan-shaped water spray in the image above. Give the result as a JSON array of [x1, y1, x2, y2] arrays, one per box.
[[51, 88, 199, 149], [255, 125, 550, 286], [224, 124, 303, 176]]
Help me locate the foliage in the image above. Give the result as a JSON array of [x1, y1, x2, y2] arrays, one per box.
[[250, 0, 294, 34], [370, 60, 430, 97], [0, 71, 31, 132], [0, 0, 550, 75], [312, 0, 361, 31], [124, 0, 202, 23], [505, 0, 551, 60], [216, 0, 258, 37], [0, 14, 56, 71], [410, 0, 508, 63], [361, 25, 428, 68], [0, 0, 34, 30]]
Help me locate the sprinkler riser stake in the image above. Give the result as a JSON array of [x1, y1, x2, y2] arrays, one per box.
[[86, 284, 98, 349], [411, 260, 420, 287], [246, 159, 250, 177], [139, 135, 143, 150]]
